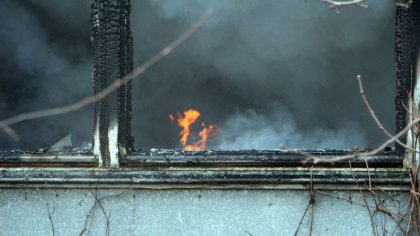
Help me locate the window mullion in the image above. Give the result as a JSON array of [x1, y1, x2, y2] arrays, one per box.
[[91, 0, 134, 168]]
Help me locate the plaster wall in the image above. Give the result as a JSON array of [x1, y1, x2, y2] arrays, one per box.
[[0, 189, 410, 236]]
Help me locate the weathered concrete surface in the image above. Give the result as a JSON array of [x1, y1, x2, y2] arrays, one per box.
[[0, 189, 410, 235]]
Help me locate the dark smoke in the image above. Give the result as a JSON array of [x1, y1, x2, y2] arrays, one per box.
[[0, 0, 395, 151], [131, 0, 395, 150], [0, 0, 92, 149]]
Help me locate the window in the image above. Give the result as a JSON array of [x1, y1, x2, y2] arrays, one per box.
[[131, 1, 396, 151], [0, 0, 415, 190]]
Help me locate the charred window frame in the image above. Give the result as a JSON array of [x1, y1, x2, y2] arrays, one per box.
[[0, 0, 416, 189]]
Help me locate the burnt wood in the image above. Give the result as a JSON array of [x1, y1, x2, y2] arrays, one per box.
[[123, 150, 402, 168], [0, 168, 409, 189], [0, 151, 96, 167], [395, 2, 417, 154], [91, 0, 134, 166]]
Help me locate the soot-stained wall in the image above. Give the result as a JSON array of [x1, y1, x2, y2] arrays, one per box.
[[0, 0, 396, 151]]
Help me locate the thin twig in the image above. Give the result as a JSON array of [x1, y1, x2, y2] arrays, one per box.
[[79, 188, 101, 236], [303, 114, 420, 163], [294, 166, 315, 236], [408, 168, 416, 235], [390, 215, 405, 236], [79, 201, 98, 236], [320, 0, 367, 13], [79, 189, 130, 236], [299, 109, 419, 163], [0, 9, 213, 133], [350, 161, 378, 236], [293, 201, 311, 236], [287, 67, 414, 166], [1, 126, 20, 142], [406, 195, 416, 235], [90, 191, 110, 236], [364, 157, 372, 191], [357, 75, 418, 153], [316, 190, 418, 229], [309, 166, 315, 236], [245, 231, 254, 236], [46, 202, 56, 236]]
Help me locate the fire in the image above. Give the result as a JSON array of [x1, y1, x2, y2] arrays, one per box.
[[169, 109, 217, 151]]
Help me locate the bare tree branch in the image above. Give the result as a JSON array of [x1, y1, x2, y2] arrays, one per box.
[[0, 9, 213, 134], [303, 114, 420, 164], [320, 0, 368, 13], [298, 72, 420, 164], [321, 0, 365, 6], [357, 75, 418, 153], [349, 161, 378, 236], [316, 189, 417, 228], [2, 126, 20, 142]]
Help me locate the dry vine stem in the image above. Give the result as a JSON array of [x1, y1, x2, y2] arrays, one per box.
[[310, 117, 420, 163], [297, 74, 420, 163], [357, 75, 418, 153], [79, 189, 130, 236], [0, 8, 213, 138], [298, 113, 418, 163], [316, 189, 417, 231]]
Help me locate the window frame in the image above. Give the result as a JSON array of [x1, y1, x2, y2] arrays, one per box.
[[0, 0, 416, 191]]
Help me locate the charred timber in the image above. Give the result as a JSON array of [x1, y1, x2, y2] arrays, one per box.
[[0, 150, 96, 167], [123, 150, 402, 168], [91, 0, 134, 167], [0, 167, 409, 190], [0, 150, 401, 168], [395, 2, 417, 154]]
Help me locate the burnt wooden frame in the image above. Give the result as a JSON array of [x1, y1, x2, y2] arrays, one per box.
[[0, 1, 416, 190]]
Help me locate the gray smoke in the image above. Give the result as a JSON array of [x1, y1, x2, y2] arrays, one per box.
[[215, 107, 366, 150], [130, 0, 395, 150], [0, 0, 92, 149], [0, 0, 396, 151]]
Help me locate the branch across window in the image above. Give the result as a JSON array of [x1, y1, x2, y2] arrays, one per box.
[[0, 1, 416, 189]]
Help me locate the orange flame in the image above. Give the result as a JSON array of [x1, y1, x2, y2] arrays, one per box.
[[169, 109, 217, 151]]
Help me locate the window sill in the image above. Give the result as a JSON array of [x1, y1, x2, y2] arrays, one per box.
[[0, 150, 408, 190]]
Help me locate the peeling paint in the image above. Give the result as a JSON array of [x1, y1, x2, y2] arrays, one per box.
[[93, 116, 101, 166], [108, 120, 119, 168]]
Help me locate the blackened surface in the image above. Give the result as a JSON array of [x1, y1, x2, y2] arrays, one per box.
[[0, 151, 22, 159], [395, 3, 416, 154], [0, 168, 409, 187], [91, 0, 134, 162], [117, 0, 134, 151], [0, 150, 96, 167], [125, 149, 401, 168]]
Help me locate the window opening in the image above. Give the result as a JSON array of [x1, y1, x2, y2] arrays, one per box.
[[0, 0, 417, 170], [0, 0, 93, 151], [131, 1, 397, 152]]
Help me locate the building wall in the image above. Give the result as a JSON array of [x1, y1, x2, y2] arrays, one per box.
[[0, 189, 410, 235]]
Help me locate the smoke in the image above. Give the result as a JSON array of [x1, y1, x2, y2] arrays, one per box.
[[131, 0, 395, 150], [0, 0, 92, 149], [0, 0, 396, 150], [214, 107, 366, 150]]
